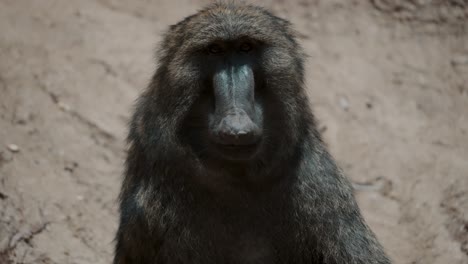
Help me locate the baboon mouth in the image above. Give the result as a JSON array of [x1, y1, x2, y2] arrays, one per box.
[[220, 143, 258, 150], [212, 142, 260, 160]]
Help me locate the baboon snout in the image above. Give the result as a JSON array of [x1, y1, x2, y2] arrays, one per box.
[[214, 108, 261, 146]]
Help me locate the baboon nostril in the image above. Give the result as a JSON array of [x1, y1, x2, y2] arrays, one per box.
[[214, 109, 261, 146], [216, 127, 260, 146]]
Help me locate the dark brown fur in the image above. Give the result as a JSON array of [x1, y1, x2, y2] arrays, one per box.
[[114, 3, 391, 264]]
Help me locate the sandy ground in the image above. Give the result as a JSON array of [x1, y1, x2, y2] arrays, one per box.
[[0, 0, 467, 263]]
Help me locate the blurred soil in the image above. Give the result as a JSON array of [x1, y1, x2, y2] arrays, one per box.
[[0, 0, 467, 263]]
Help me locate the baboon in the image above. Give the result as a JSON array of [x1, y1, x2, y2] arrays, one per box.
[[114, 3, 391, 264]]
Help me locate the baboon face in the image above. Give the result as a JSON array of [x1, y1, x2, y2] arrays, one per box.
[[195, 38, 264, 161], [163, 4, 304, 163]]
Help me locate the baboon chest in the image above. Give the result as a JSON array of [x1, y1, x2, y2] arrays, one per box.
[[229, 234, 275, 264]]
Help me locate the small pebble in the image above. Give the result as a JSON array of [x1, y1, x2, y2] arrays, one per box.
[[339, 97, 350, 111], [7, 144, 20, 153], [58, 102, 71, 112]]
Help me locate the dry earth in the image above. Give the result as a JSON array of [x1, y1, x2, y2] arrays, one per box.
[[0, 0, 467, 263]]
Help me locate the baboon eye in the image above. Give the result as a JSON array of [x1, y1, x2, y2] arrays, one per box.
[[208, 44, 223, 55], [239, 43, 253, 53]]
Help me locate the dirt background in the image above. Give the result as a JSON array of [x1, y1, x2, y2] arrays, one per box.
[[0, 0, 467, 263]]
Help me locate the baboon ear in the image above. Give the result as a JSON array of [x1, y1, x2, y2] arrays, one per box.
[[157, 22, 186, 61], [157, 13, 197, 60], [274, 16, 292, 28]]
